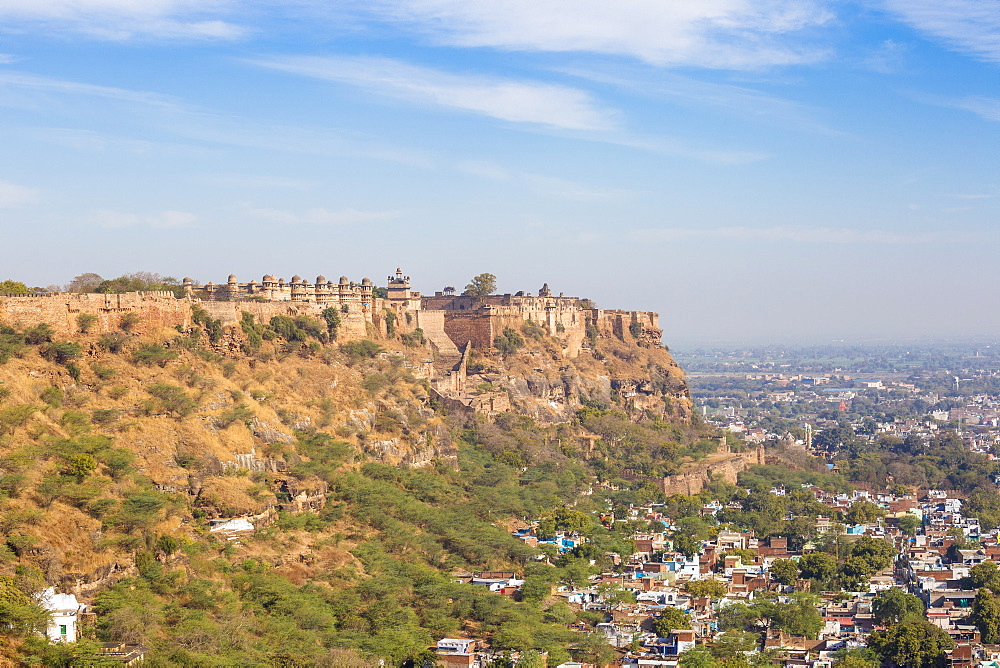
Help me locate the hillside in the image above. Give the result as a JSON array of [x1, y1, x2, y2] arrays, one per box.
[[0, 292, 717, 665]]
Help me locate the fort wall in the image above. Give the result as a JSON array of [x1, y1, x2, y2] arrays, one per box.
[[659, 446, 764, 496], [0, 292, 191, 337]]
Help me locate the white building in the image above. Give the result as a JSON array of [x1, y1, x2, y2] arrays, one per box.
[[40, 587, 84, 642]]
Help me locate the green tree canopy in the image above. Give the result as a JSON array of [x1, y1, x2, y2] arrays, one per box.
[[653, 607, 692, 637], [770, 559, 799, 586], [463, 273, 497, 303], [0, 279, 32, 294], [872, 588, 925, 625], [868, 620, 954, 668]]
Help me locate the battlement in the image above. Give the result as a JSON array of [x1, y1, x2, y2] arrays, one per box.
[[183, 274, 379, 307]]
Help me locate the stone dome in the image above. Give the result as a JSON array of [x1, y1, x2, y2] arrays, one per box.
[[228, 274, 237, 283], [339, 276, 349, 285], [291, 274, 301, 283], [361, 277, 372, 286], [316, 275, 326, 284], [263, 274, 276, 282]]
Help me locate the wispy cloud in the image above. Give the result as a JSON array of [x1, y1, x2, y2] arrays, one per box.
[[0, 71, 181, 109], [0, 179, 39, 207], [250, 55, 618, 131], [630, 226, 968, 244], [0, 54, 19, 64], [0, 70, 433, 166], [89, 209, 196, 229], [862, 39, 909, 74], [358, 0, 834, 69], [0, 0, 244, 41], [884, 0, 1000, 63], [557, 64, 840, 135], [246, 206, 401, 226], [913, 91, 1000, 122]]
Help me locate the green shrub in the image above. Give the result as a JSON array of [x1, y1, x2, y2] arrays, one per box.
[[89, 363, 116, 380], [0, 404, 36, 434], [76, 313, 98, 333], [98, 332, 129, 353], [144, 383, 197, 417], [494, 327, 525, 358], [119, 312, 141, 332], [401, 329, 426, 347], [40, 386, 64, 408], [341, 340, 383, 361], [40, 341, 81, 365], [23, 324, 54, 345], [131, 343, 178, 367], [91, 409, 120, 426], [60, 410, 91, 435], [0, 326, 26, 364], [522, 321, 546, 340]]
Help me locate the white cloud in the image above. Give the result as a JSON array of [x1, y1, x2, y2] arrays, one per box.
[[913, 92, 1000, 122], [0, 179, 39, 207], [0, 0, 244, 41], [0, 54, 19, 64], [630, 226, 962, 244], [558, 64, 840, 135], [0, 71, 434, 166], [251, 55, 617, 131], [89, 209, 196, 228], [359, 0, 834, 69], [884, 0, 1000, 63]]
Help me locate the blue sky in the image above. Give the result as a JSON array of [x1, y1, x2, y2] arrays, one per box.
[[0, 0, 997, 345]]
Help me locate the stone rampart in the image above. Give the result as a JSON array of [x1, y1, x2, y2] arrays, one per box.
[[659, 446, 764, 496], [0, 292, 190, 337], [591, 309, 662, 346]]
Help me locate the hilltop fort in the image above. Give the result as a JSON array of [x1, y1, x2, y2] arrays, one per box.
[[0, 269, 683, 422]]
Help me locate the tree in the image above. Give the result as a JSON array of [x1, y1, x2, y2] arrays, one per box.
[[679, 646, 716, 668], [462, 273, 496, 303], [897, 514, 921, 535], [972, 589, 1000, 643], [968, 561, 1000, 593], [868, 620, 954, 668], [872, 588, 925, 625], [0, 279, 31, 294], [844, 500, 885, 525], [798, 552, 837, 582], [770, 559, 799, 586], [685, 579, 726, 600], [66, 273, 104, 292], [0, 576, 49, 635], [653, 607, 692, 637], [832, 648, 879, 668]]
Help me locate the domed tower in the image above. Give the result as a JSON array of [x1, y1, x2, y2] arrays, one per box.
[[315, 275, 330, 302], [182, 277, 194, 297], [360, 277, 373, 304], [386, 267, 411, 301], [226, 274, 239, 299], [290, 275, 305, 301]]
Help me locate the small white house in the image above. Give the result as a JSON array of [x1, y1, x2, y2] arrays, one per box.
[[40, 587, 84, 642]]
